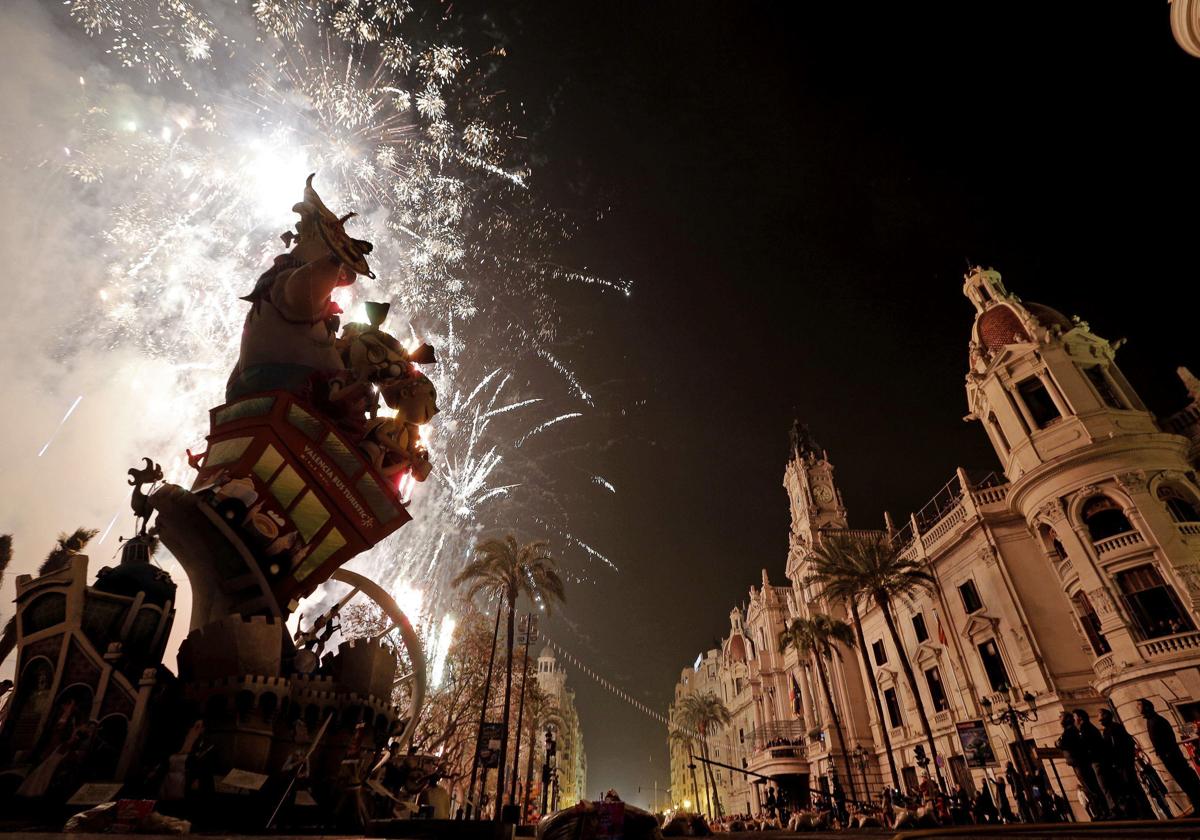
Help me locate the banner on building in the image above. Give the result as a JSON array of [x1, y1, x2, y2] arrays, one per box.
[[478, 722, 507, 768], [955, 720, 996, 767]]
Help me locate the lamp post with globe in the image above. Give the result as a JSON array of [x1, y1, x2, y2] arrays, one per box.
[[980, 687, 1039, 822]]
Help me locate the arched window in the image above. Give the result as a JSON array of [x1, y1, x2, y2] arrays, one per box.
[[1159, 486, 1200, 523], [1082, 496, 1135, 542], [1038, 525, 1066, 562]]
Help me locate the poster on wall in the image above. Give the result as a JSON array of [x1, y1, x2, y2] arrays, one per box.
[[956, 720, 996, 767]]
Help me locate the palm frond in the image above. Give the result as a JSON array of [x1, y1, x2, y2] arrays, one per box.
[[39, 527, 98, 576], [806, 531, 935, 611]]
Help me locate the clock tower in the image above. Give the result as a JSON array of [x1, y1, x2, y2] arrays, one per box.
[[783, 421, 848, 584]]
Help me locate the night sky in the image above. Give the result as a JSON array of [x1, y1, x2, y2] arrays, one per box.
[[490, 2, 1200, 805], [4, 0, 1198, 813]]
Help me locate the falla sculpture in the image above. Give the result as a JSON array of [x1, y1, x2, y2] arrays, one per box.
[[160, 174, 439, 621], [0, 176, 435, 827]]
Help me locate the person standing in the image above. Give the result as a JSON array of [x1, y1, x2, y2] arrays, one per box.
[[1138, 698, 1200, 813], [1073, 710, 1118, 818], [1098, 708, 1153, 819], [1056, 712, 1109, 819]]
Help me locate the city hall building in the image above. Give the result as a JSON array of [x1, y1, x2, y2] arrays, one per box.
[[669, 267, 1200, 820]]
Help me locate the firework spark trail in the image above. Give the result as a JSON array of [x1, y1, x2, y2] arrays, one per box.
[[591, 476, 616, 493], [97, 510, 122, 546], [37, 395, 83, 457], [536, 350, 593, 406], [516, 412, 582, 447], [47, 0, 625, 627]]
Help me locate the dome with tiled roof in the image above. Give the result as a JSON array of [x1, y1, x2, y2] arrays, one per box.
[[976, 305, 1030, 350]]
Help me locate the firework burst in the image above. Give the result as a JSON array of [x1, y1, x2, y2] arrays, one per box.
[[52, 0, 623, 628]]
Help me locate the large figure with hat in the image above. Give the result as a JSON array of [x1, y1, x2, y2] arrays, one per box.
[[227, 174, 375, 402]]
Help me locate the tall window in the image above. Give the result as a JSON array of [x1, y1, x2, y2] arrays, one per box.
[[1016, 377, 1062, 428], [958, 580, 984, 614], [1159, 487, 1200, 523], [912, 613, 929, 643], [872, 640, 888, 666], [977, 639, 1011, 692], [884, 687, 903, 728], [924, 666, 950, 712], [1116, 564, 1195, 640], [1071, 591, 1111, 656], [1082, 496, 1135, 542], [1083, 366, 1126, 410]]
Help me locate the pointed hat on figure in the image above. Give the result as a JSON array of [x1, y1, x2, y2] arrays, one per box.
[[291, 173, 376, 278]]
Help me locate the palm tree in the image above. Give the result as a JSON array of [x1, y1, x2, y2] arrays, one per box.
[[806, 533, 900, 790], [678, 691, 731, 819], [0, 528, 98, 665], [806, 531, 945, 791], [669, 726, 702, 814], [452, 535, 565, 820], [779, 614, 859, 803]]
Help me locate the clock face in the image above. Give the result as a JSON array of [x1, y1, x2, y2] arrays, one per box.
[[814, 483, 834, 504]]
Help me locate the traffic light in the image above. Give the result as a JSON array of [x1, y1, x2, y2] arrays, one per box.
[[914, 744, 927, 765]]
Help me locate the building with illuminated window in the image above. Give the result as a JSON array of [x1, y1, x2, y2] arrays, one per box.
[[670, 267, 1200, 820]]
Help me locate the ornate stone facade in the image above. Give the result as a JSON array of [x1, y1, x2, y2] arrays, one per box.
[[669, 268, 1200, 820], [533, 647, 587, 808]]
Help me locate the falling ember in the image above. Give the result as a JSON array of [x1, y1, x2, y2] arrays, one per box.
[[36, 395, 83, 457], [97, 511, 122, 546]]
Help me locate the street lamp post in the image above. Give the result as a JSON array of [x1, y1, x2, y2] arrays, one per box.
[[980, 687, 1039, 823], [850, 745, 871, 805]]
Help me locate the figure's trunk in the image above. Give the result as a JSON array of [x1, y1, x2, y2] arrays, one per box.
[[878, 591, 945, 792], [494, 596, 517, 819], [813, 649, 858, 804], [466, 606, 502, 818], [850, 600, 900, 790]]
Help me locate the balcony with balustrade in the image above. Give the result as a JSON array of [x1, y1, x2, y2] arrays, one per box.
[[745, 721, 809, 778], [1137, 630, 1200, 660], [1093, 529, 1147, 560]]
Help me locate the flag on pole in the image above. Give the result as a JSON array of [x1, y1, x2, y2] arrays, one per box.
[[789, 673, 802, 716], [936, 610, 947, 646]]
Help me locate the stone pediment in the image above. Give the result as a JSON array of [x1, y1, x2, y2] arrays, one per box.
[[913, 641, 942, 668], [961, 612, 1000, 640], [874, 666, 898, 687]]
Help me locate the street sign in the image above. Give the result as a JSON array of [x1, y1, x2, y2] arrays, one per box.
[[1036, 746, 1064, 760], [518, 615, 539, 646], [478, 722, 507, 768]]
